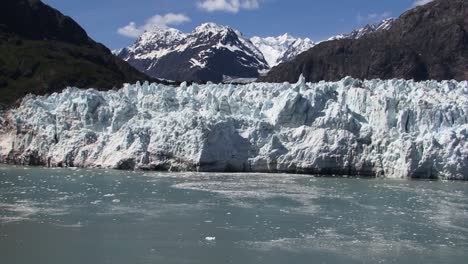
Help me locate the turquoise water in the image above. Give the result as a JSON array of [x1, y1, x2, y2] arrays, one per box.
[[1, 165, 468, 264]]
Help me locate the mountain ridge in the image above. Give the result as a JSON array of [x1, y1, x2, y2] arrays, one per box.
[[117, 23, 269, 83], [119, 18, 400, 82], [250, 34, 315, 67], [259, 0, 467, 83], [327, 18, 394, 41]]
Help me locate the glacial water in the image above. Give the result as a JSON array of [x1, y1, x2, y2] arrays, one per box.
[[1, 165, 468, 264]]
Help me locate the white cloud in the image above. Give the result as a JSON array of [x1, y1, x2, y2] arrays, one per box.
[[197, 0, 261, 13], [413, 0, 434, 6], [117, 22, 141, 38], [117, 13, 190, 38]]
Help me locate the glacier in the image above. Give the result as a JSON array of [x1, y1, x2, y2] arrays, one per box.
[[0, 77, 467, 179]]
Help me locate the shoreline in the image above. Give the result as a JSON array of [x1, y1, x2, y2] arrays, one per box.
[[0, 162, 451, 181]]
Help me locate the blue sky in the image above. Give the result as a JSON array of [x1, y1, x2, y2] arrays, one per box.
[[41, 0, 431, 49]]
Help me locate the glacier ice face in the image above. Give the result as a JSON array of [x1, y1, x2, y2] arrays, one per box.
[[0, 77, 467, 179]]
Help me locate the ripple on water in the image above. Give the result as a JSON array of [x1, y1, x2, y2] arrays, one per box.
[[0, 199, 69, 224], [171, 174, 323, 215]]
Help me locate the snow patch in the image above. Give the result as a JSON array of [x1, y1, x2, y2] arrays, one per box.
[[251, 34, 315, 67]]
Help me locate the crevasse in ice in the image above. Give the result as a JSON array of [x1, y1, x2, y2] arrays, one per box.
[[0, 77, 467, 179]]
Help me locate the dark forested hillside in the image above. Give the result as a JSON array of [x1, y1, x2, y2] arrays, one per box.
[[0, 0, 151, 106]]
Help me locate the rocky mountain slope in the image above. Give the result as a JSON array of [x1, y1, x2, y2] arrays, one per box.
[[327, 18, 394, 41], [0, 78, 466, 179], [117, 23, 269, 83], [250, 19, 394, 69], [0, 0, 151, 106], [117, 18, 401, 82], [260, 0, 468, 83], [250, 34, 315, 67]]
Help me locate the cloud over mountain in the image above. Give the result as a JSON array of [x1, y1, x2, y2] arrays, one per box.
[[118, 13, 190, 38]]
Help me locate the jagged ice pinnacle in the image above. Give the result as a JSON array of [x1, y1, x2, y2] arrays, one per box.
[[0, 77, 466, 179]]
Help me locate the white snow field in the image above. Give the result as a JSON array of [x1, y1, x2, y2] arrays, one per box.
[[0, 77, 467, 179], [250, 34, 315, 67]]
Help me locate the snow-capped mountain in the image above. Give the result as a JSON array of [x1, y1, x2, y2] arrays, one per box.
[[117, 23, 269, 83], [328, 18, 394, 41], [116, 19, 397, 82], [262, 0, 467, 83], [250, 18, 394, 68], [250, 34, 315, 67], [118, 27, 186, 61]]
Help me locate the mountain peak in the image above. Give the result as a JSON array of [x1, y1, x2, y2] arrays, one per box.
[[327, 18, 395, 41], [123, 27, 186, 60], [118, 22, 268, 82], [278, 33, 294, 42], [194, 23, 231, 35], [375, 18, 394, 31], [137, 26, 186, 44], [144, 25, 181, 34], [250, 34, 315, 67]]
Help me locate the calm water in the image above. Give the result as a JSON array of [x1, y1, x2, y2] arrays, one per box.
[[1, 165, 468, 264]]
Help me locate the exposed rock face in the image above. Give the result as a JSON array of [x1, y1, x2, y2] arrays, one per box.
[[260, 0, 468, 83], [117, 23, 269, 83], [0, 78, 467, 179], [0, 0, 151, 106]]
